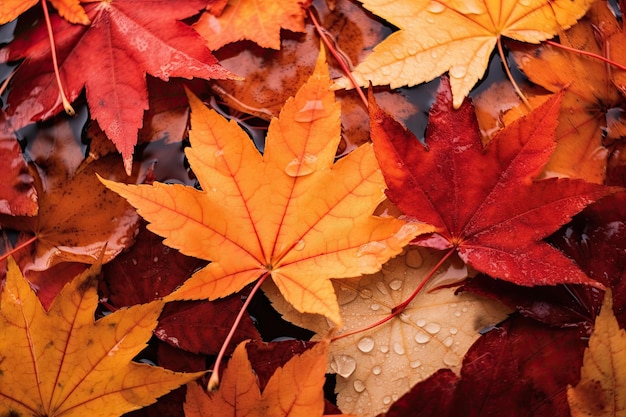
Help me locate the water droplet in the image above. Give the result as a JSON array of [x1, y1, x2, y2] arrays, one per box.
[[449, 66, 467, 79], [389, 280, 403, 290], [449, 327, 458, 335], [410, 360, 422, 368], [393, 342, 405, 355], [356, 241, 388, 257], [285, 154, 318, 177], [443, 337, 454, 348], [381, 67, 391, 76], [425, 322, 441, 334], [370, 303, 381, 311], [430, 51, 438, 59], [375, 281, 389, 295], [294, 239, 305, 251], [379, 345, 389, 353], [294, 99, 330, 122], [415, 332, 430, 344], [330, 355, 357, 378], [214, 149, 224, 157], [359, 288, 373, 299], [353, 379, 366, 393], [357, 337, 375, 353], [454, 311, 462, 317], [415, 318, 426, 327], [427, 1, 445, 13], [372, 365, 382, 375], [443, 351, 461, 367], [462, 307, 468, 312], [405, 249, 423, 268], [383, 396, 392, 405]]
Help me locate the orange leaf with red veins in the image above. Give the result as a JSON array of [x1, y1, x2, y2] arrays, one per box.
[[0, 0, 235, 174], [101, 49, 431, 325], [0, 257, 203, 417], [0, 0, 89, 25], [184, 340, 329, 417], [194, 0, 310, 50], [370, 76, 617, 288], [506, 1, 626, 184], [568, 289, 626, 417]]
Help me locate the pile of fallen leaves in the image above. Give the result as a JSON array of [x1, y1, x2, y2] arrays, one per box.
[[0, 0, 625, 416]]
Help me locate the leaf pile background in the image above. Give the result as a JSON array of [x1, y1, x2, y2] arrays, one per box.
[[0, 0, 625, 416]]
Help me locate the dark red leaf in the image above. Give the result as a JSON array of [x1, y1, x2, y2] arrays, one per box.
[[369, 76, 616, 288]]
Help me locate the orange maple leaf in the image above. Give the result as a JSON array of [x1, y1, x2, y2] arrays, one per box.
[[193, 0, 311, 50], [507, 1, 626, 183], [184, 340, 330, 417], [0, 0, 89, 25], [334, 0, 594, 108], [0, 257, 202, 417], [100, 49, 431, 325]]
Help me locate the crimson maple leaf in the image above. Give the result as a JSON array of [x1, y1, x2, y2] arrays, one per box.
[[0, 0, 234, 173], [369, 77, 618, 287]]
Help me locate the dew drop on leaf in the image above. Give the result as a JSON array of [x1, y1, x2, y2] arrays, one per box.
[[293, 100, 329, 122], [294, 239, 305, 251], [330, 355, 357, 378], [426, 1, 445, 14], [353, 379, 366, 393], [383, 396, 392, 405], [424, 322, 441, 334], [284, 153, 318, 177], [449, 326, 458, 335], [449, 65, 467, 79], [356, 241, 388, 257], [415, 332, 430, 344], [410, 360, 422, 369], [372, 365, 382, 375], [359, 288, 374, 299], [392, 342, 405, 355], [388, 279, 403, 290], [357, 336, 375, 353], [370, 303, 381, 311], [443, 351, 461, 367]]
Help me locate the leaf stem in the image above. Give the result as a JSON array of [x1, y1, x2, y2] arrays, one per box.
[[0, 235, 38, 263], [331, 248, 456, 342], [497, 37, 530, 111], [544, 39, 626, 71], [308, 8, 368, 108], [0, 69, 15, 97], [207, 272, 270, 391], [41, 0, 75, 116]]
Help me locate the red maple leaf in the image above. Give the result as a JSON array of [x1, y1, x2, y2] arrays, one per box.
[[0, 0, 234, 173], [369, 77, 617, 288]]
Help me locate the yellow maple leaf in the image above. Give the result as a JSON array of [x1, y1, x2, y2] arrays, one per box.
[[334, 0, 594, 108], [193, 0, 310, 50], [567, 289, 626, 417], [0, 0, 89, 25], [100, 48, 431, 325], [0, 257, 202, 417], [184, 340, 331, 417], [265, 247, 511, 416]]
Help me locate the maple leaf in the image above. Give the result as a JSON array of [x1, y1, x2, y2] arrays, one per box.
[[0, 0, 235, 174], [265, 247, 511, 417], [194, 0, 310, 50], [183, 340, 329, 417], [568, 289, 626, 417], [370, 76, 617, 288], [100, 49, 431, 325], [334, 0, 594, 108], [0, 141, 140, 272], [504, 1, 626, 184], [0, 0, 89, 25], [0, 257, 203, 417]]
